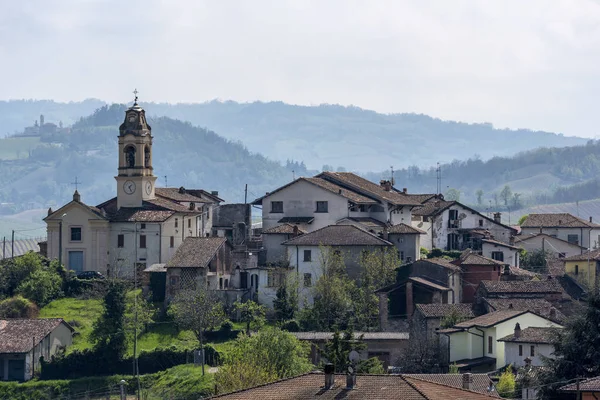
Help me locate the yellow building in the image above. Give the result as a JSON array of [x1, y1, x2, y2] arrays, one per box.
[[564, 249, 600, 289]]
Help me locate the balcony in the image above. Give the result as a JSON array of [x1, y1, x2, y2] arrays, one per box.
[[448, 219, 461, 229]]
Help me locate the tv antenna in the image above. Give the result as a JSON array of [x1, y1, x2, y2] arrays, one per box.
[[390, 166, 395, 186], [436, 162, 442, 194]]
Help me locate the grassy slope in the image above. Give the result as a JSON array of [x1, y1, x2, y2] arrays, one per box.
[[0, 137, 40, 160]]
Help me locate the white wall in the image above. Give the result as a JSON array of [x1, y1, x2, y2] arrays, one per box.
[[481, 242, 519, 267], [517, 235, 583, 258], [504, 342, 554, 367], [521, 227, 600, 249]]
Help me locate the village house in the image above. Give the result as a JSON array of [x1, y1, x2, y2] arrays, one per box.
[[480, 298, 565, 324], [44, 101, 220, 278], [560, 376, 600, 399], [210, 371, 500, 399], [411, 199, 516, 252], [439, 310, 562, 372], [497, 324, 561, 368], [562, 248, 600, 289], [412, 303, 475, 336], [0, 319, 73, 381], [520, 213, 600, 250], [456, 250, 505, 303], [514, 233, 586, 259]]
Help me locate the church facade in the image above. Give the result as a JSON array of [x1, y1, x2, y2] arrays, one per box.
[[44, 100, 221, 278]]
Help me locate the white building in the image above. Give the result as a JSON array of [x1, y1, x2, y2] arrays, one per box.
[[497, 324, 561, 368], [520, 213, 600, 250], [481, 239, 520, 267], [514, 233, 586, 259], [44, 101, 220, 277]]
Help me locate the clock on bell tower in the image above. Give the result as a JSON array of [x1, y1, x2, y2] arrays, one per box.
[[115, 90, 157, 209]]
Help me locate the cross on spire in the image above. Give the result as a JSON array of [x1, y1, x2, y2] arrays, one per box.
[[133, 88, 139, 105], [71, 176, 81, 191]]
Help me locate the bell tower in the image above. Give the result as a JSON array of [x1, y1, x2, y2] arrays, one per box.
[[115, 90, 157, 209]]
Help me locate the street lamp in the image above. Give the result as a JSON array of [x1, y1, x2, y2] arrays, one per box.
[[58, 213, 67, 267]]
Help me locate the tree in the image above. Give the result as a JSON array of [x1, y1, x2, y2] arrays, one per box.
[[538, 292, 600, 399], [273, 275, 298, 322], [234, 300, 266, 335], [16, 268, 63, 307], [496, 365, 516, 398], [90, 280, 127, 362], [476, 189, 484, 206], [519, 248, 549, 273], [445, 188, 460, 201], [394, 323, 447, 373], [322, 328, 384, 374], [215, 328, 312, 393], [511, 192, 522, 209], [518, 214, 528, 225], [500, 185, 513, 206]]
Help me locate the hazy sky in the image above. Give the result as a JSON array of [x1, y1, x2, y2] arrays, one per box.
[[1, 0, 600, 137]]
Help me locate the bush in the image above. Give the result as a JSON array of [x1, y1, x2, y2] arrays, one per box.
[[16, 269, 63, 307], [204, 323, 240, 341], [0, 296, 39, 318], [496, 365, 516, 398], [280, 319, 300, 332], [220, 320, 234, 333]]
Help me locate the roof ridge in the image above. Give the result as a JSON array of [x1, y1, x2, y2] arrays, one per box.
[[209, 372, 318, 398], [400, 375, 431, 400], [405, 375, 498, 398]]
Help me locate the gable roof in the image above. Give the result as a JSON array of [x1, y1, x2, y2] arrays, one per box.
[[480, 280, 564, 295], [317, 171, 423, 206], [185, 189, 224, 203], [481, 239, 519, 250], [403, 374, 499, 397], [262, 224, 307, 235], [497, 327, 561, 344], [337, 217, 387, 229], [388, 223, 426, 235], [416, 258, 462, 272], [483, 298, 566, 323], [282, 225, 392, 247], [454, 310, 529, 329], [155, 187, 211, 203], [96, 196, 199, 222], [166, 237, 229, 268], [415, 303, 475, 319], [409, 277, 451, 291], [459, 250, 505, 266], [513, 233, 586, 250], [44, 198, 107, 222], [0, 319, 73, 353], [561, 376, 600, 392], [563, 248, 600, 262], [251, 177, 376, 205], [521, 213, 600, 229], [210, 372, 499, 399]]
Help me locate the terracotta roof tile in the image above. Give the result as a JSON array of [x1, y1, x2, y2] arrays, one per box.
[[388, 223, 426, 234], [459, 250, 505, 266], [412, 200, 455, 217], [282, 225, 392, 247], [497, 327, 561, 344], [561, 376, 600, 392], [166, 237, 229, 268], [262, 224, 307, 235], [521, 213, 600, 228], [454, 310, 527, 329], [418, 258, 462, 272], [337, 217, 387, 229], [155, 187, 211, 203], [404, 374, 499, 397], [0, 319, 71, 353], [564, 248, 600, 262], [409, 277, 451, 291], [480, 280, 564, 295], [97, 197, 197, 222], [483, 298, 565, 323], [415, 303, 475, 319]]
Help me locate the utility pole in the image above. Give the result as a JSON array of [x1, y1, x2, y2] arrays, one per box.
[[11, 230, 14, 259], [244, 184, 248, 204]]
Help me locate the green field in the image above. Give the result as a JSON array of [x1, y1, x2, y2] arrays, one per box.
[[0, 136, 41, 160]]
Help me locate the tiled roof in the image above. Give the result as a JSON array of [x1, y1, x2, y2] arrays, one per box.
[[155, 187, 210, 203], [2, 239, 41, 258], [497, 327, 561, 344], [291, 332, 409, 341], [563, 248, 600, 262], [482, 239, 519, 250], [561, 376, 600, 392], [483, 298, 566, 323], [337, 217, 387, 229], [418, 258, 462, 272], [480, 280, 564, 295], [415, 303, 475, 319], [262, 224, 307, 235], [185, 189, 224, 203], [282, 225, 392, 247], [405, 194, 439, 203], [211, 372, 499, 399], [459, 250, 505, 266], [97, 197, 198, 222], [45, 198, 108, 222], [388, 223, 426, 234], [166, 237, 228, 268], [412, 200, 455, 217], [317, 172, 423, 206], [409, 277, 451, 291], [278, 216, 315, 224], [0, 319, 72, 353], [454, 310, 527, 329], [514, 233, 586, 249], [404, 374, 499, 397], [520, 213, 600, 228], [143, 263, 167, 273]]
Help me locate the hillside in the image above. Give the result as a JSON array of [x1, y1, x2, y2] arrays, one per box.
[[0, 104, 307, 217]]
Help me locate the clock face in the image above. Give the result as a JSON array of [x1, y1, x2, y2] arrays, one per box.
[[123, 180, 136, 195], [145, 181, 152, 195]]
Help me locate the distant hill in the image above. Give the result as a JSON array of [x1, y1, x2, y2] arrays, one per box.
[[0, 104, 307, 215], [0, 99, 587, 171]]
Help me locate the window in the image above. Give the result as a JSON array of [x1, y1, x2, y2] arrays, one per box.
[[304, 273, 312, 287], [70, 227, 82, 242], [68, 251, 84, 273], [399, 251, 404, 261], [567, 234, 579, 245], [188, 219, 191, 228], [491, 251, 504, 262], [479, 219, 483, 227], [575, 265, 579, 275], [303, 250, 312, 262], [488, 336, 493, 354], [449, 209, 458, 220], [315, 201, 328, 213], [519, 345, 523, 356], [140, 223, 146, 229], [447, 233, 459, 250], [170, 236, 174, 248], [267, 271, 285, 287], [117, 234, 124, 248], [175, 218, 178, 228], [139, 235, 146, 248], [271, 201, 283, 213], [530, 346, 535, 357]]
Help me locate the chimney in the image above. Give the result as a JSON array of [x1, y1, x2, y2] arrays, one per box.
[[549, 307, 557, 320], [324, 363, 335, 389], [462, 373, 473, 390], [380, 180, 392, 192], [73, 190, 81, 202], [403, 188, 408, 194], [292, 225, 299, 237], [508, 303, 514, 310], [514, 322, 521, 338], [590, 216, 593, 223], [493, 212, 501, 224]]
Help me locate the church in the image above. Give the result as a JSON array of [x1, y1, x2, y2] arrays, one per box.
[[44, 97, 222, 278]]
